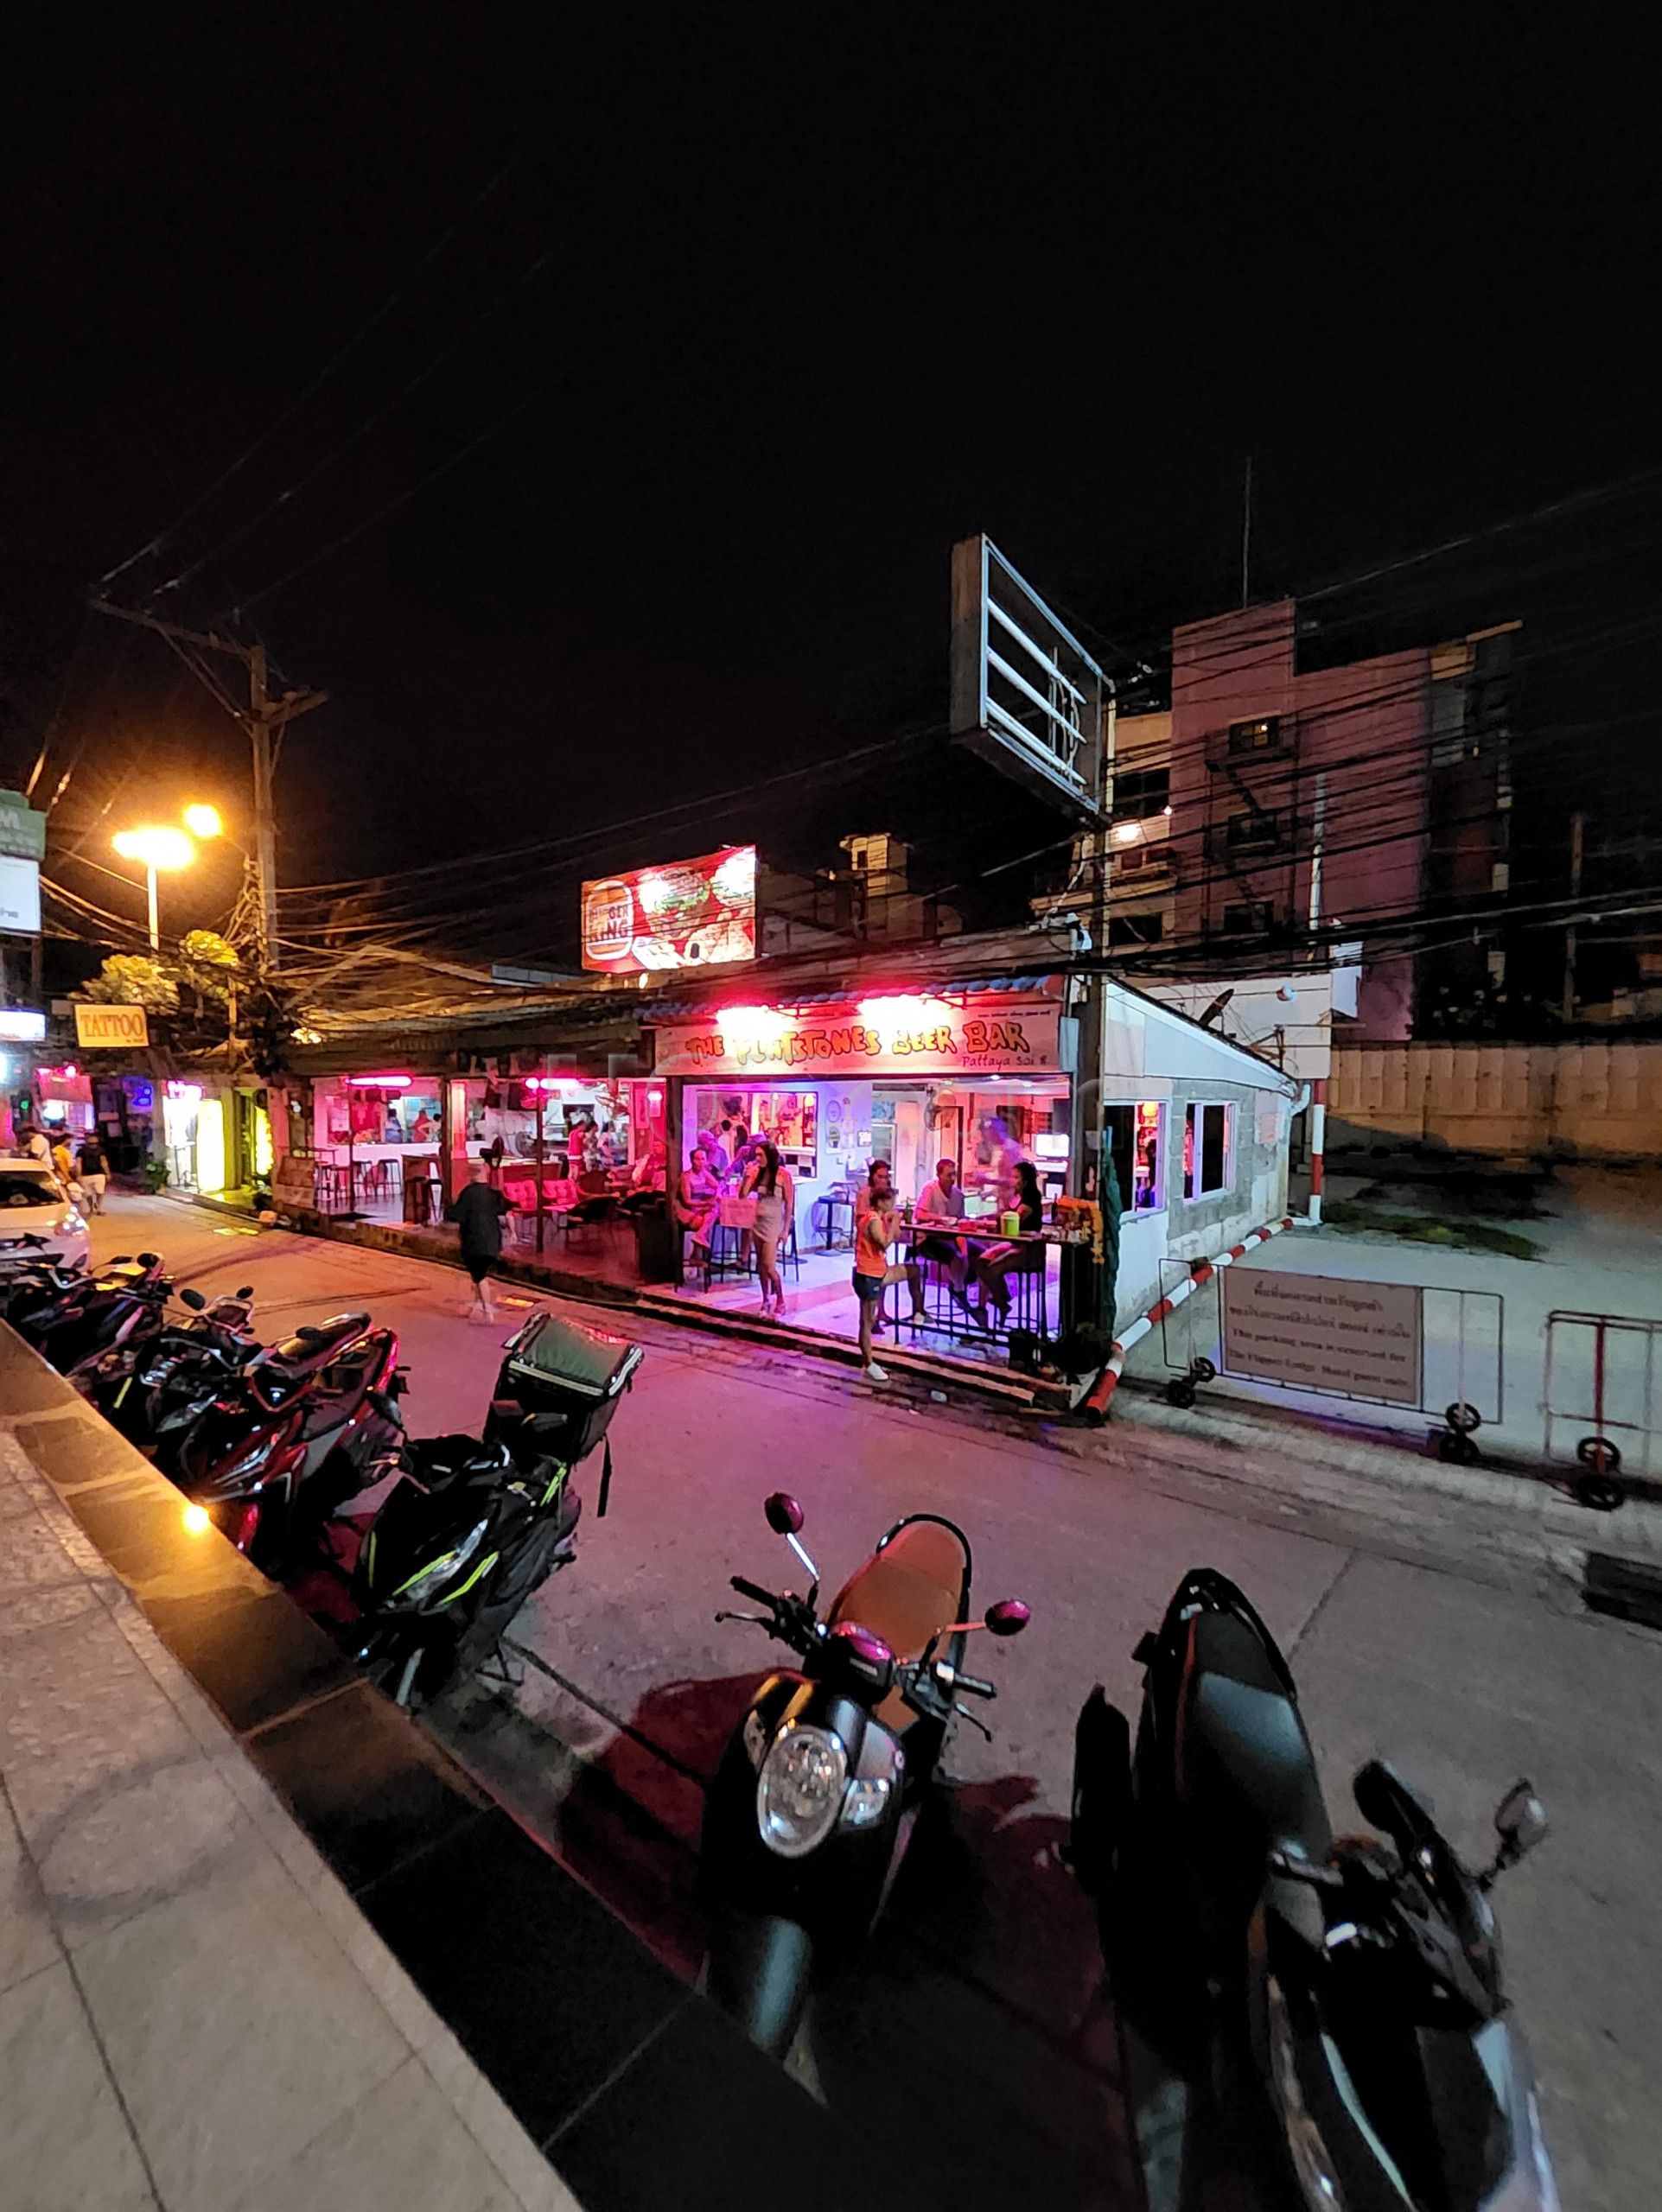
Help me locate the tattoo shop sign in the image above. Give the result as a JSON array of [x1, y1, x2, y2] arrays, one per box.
[[1222, 1268, 1423, 1407], [649, 996, 1062, 1080]]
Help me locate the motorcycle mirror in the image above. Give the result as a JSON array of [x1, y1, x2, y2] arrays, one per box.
[[180, 1288, 207, 1311], [1353, 1757, 1434, 1833], [237, 1285, 254, 1299], [1493, 1779, 1547, 1866], [984, 1599, 1031, 1638], [764, 1492, 804, 1537], [137, 1252, 162, 1267]]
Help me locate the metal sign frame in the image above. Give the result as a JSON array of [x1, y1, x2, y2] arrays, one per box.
[[950, 536, 1107, 817]]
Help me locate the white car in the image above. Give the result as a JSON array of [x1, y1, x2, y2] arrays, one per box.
[[0, 1161, 92, 1272]]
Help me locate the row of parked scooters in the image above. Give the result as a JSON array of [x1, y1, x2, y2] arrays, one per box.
[[0, 1236, 640, 1707], [3, 1236, 1559, 2209]]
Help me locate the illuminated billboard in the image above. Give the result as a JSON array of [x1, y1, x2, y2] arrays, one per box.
[[581, 845, 757, 975]]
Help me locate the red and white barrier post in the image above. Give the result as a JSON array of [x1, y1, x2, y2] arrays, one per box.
[[1081, 1214, 1295, 1423], [1307, 1077, 1326, 1226]]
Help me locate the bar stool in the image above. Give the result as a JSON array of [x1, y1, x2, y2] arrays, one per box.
[[1006, 1253, 1053, 1338]]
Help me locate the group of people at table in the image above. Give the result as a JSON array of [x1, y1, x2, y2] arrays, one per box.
[[631, 1111, 1048, 1381]]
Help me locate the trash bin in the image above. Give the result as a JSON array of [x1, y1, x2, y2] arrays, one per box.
[[629, 1204, 679, 1284]]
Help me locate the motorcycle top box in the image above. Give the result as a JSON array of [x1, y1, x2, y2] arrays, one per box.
[[495, 1309, 641, 1464]]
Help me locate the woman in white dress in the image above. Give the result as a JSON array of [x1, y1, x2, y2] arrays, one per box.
[[742, 1141, 794, 1319]]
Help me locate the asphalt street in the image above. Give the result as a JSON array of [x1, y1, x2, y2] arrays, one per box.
[[98, 1194, 1662, 2212]]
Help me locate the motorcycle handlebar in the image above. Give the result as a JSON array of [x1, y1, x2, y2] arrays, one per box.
[[953, 1672, 997, 1700], [729, 1574, 779, 1609]]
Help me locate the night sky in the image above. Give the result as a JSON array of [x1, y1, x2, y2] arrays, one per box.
[[3, 11, 1659, 946]]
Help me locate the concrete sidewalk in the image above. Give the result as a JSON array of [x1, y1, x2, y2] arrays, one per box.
[[0, 1423, 577, 2212]]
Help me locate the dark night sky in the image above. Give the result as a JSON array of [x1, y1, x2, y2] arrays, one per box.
[[2, 10, 1659, 943]]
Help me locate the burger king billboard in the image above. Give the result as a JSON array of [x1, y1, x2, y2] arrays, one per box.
[[580, 845, 757, 975]]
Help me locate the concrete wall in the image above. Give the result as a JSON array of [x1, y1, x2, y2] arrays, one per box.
[[1329, 1043, 1662, 1162], [1109, 1077, 1290, 1326]]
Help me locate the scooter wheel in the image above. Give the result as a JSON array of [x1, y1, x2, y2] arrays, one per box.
[[1192, 1357, 1218, 1383], [1436, 1429, 1480, 1465], [1165, 1377, 1197, 1409], [1576, 1434, 1621, 1473], [1445, 1400, 1482, 1434]]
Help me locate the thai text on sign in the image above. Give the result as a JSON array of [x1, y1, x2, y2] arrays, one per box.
[[1221, 1268, 1423, 1407]]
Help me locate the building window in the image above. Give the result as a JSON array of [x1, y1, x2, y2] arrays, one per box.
[[1109, 912, 1165, 946], [1182, 1103, 1232, 1199], [1111, 765, 1170, 819], [1227, 715, 1283, 756], [1103, 1101, 1164, 1215], [1221, 901, 1274, 935], [1226, 810, 1282, 850]]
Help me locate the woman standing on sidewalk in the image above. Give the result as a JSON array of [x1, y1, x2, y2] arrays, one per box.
[[742, 1141, 793, 1318]]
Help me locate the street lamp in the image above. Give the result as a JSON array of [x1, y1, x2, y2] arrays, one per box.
[[112, 824, 198, 950], [111, 804, 224, 949]]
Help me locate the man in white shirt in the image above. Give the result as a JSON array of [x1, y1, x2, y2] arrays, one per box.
[[915, 1157, 971, 1306]]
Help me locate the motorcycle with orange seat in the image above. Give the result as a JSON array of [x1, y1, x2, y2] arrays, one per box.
[[701, 1491, 1028, 2059]]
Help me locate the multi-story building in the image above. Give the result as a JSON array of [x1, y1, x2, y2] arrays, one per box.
[[1102, 601, 1516, 1039]]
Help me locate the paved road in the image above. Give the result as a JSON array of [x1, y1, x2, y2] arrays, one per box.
[[101, 1195, 1661, 2212]]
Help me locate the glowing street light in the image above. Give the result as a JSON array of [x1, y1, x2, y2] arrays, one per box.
[[112, 823, 198, 950], [182, 803, 223, 841]]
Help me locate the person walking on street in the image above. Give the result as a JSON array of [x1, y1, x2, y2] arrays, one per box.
[[75, 1135, 109, 1212], [446, 1160, 514, 1321]]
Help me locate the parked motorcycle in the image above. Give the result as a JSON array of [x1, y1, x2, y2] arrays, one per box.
[[1069, 1567, 1560, 2212], [701, 1491, 1029, 2058], [75, 1282, 258, 1451], [12, 1251, 172, 1374], [170, 1313, 405, 1573], [346, 1306, 642, 1707], [0, 1230, 86, 1321]]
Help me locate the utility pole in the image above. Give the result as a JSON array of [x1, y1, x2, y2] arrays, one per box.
[[1561, 810, 1584, 1025], [1240, 455, 1254, 608], [90, 601, 325, 971]]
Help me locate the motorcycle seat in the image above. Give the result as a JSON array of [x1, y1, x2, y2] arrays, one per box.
[[406, 1433, 510, 1490], [264, 1313, 372, 1379], [830, 1519, 969, 1730], [1176, 1611, 1332, 1867]]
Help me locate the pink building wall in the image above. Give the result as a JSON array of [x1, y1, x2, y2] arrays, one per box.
[[1169, 601, 1430, 1040]]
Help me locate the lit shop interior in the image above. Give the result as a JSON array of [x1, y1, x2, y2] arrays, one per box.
[[651, 992, 1078, 1352], [308, 1071, 662, 1222]]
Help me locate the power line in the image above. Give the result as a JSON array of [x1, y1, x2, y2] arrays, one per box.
[[100, 152, 530, 589]]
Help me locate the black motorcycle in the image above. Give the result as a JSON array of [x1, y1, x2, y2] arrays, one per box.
[[75, 1282, 258, 1451], [0, 1231, 86, 1322], [702, 1491, 1029, 2058], [346, 1306, 642, 1706], [1070, 1566, 1560, 2212], [14, 1251, 171, 1374]]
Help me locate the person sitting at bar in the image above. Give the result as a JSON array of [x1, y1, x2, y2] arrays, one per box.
[[971, 1158, 1046, 1321], [411, 1107, 435, 1143], [702, 1125, 730, 1177], [620, 1139, 667, 1212], [675, 1144, 722, 1257], [914, 1157, 971, 1309]]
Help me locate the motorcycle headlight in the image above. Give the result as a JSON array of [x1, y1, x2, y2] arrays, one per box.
[[392, 1517, 490, 1607], [756, 1723, 847, 1860]]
